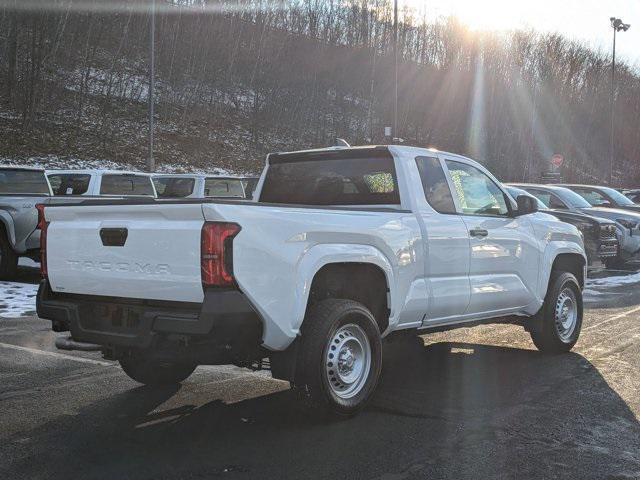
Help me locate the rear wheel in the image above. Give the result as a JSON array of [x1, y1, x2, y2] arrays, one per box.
[[0, 230, 18, 280], [119, 353, 196, 385], [530, 272, 582, 353], [294, 299, 382, 416]]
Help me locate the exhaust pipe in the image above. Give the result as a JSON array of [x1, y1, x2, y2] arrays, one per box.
[[55, 335, 102, 352]]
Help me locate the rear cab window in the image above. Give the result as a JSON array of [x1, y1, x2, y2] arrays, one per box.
[[0, 169, 50, 195], [259, 151, 400, 206], [204, 178, 245, 198], [100, 174, 155, 196], [48, 173, 91, 196], [153, 177, 195, 198]]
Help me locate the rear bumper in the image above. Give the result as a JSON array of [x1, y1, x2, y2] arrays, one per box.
[[36, 280, 262, 351]]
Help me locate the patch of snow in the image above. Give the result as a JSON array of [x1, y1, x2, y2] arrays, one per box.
[[586, 272, 640, 288], [0, 282, 38, 318], [0, 156, 233, 176], [18, 258, 39, 268], [582, 288, 602, 297], [0, 111, 20, 120]]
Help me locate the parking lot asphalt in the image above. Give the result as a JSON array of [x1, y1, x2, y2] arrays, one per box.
[[1, 265, 639, 479]]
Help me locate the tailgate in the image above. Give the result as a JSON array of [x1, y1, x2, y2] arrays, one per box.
[[45, 203, 205, 303]]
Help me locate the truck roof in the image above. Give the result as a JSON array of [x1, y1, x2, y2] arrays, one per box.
[[45, 169, 151, 176], [0, 165, 46, 172], [268, 145, 446, 163], [152, 173, 243, 179]]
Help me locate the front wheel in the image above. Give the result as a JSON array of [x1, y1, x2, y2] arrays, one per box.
[[530, 272, 583, 353], [119, 353, 196, 386], [294, 299, 382, 416]]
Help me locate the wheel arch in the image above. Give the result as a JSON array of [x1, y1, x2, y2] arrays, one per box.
[[295, 244, 396, 338], [306, 262, 391, 335], [0, 212, 16, 247], [536, 250, 586, 307], [551, 253, 586, 288]]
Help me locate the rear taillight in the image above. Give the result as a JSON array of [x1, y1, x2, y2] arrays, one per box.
[[201, 222, 241, 288], [36, 204, 48, 278]]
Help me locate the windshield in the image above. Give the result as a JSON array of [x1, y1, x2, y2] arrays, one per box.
[[601, 187, 636, 206], [153, 177, 196, 198], [507, 187, 547, 210], [100, 174, 155, 196], [204, 178, 245, 198], [556, 188, 593, 208], [48, 173, 91, 195], [0, 169, 50, 195]]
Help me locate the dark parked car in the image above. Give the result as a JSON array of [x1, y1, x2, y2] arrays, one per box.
[[506, 186, 618, 266], [622, 189, 640, 204], [559, 184, 640, 213]]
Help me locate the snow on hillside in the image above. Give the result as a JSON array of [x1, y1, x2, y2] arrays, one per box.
[[0, 155, 231, 175]]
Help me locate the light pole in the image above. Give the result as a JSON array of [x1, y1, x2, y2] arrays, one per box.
[[609, 17, 630, 186], [148, 0, 156, 173], [393, 0, 398, 141]]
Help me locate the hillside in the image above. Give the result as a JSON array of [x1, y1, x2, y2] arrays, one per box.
[[1, 1, 639, 183]]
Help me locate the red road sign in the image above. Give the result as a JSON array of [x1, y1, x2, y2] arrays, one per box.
[[551, 154, 564, 168]]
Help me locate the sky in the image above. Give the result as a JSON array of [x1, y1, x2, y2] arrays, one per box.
[[404, 0, 640, 68]]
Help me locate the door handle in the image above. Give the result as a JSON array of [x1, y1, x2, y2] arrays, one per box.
[[470, 228, 488, 238]]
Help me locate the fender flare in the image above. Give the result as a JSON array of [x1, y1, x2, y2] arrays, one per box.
[[538, 243, 587, 300], [291, 243, 395, 333]]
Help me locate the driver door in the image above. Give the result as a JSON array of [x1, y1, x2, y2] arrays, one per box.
[[444, 159, 540, 315]]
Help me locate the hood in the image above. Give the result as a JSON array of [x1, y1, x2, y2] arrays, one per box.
[[579, 207, 640, 222], [546, 209, 614, 226], [608, 203, 640, 213]]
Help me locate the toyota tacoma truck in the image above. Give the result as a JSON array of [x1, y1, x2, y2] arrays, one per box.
[[37, 146, 586, 415]]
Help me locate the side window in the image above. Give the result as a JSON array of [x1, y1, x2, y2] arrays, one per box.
[[47, 174, 91, 195], [445, 160, 509, 216], [528, 190, 552, 207], [548, 194, 567, 209], [575, 188, 607, 206], [415, 156, 456, 214]]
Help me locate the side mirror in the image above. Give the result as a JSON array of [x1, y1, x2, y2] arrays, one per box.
[[599, 200, 612, 207], [515, 195, 538, 216]]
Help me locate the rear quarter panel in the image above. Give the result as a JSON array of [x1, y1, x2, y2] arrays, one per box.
[[203, 203, 423, 350]]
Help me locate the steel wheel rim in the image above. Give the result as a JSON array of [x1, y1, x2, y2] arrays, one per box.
[[325, 323, 371, 399], [555, 287, 578, 342]]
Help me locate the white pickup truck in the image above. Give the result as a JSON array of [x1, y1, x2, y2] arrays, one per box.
[[37, 146, 586, 415]]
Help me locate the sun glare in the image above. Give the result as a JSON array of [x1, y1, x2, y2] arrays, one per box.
[[403, 0, 532, 32]]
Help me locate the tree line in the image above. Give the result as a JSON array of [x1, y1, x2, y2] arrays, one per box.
[[1, 0, 639, 183]]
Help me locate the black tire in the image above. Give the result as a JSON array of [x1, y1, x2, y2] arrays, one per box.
[[294, 299, 382, 417], [0, 230, 18, 280], [119, 353, 196, 386], [604, 257, 625, 270], [530, 271, 583, 353]]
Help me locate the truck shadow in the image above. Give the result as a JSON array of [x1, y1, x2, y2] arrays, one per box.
[[9, 338, 640, 479]]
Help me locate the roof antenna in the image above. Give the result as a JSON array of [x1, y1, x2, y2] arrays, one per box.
[[334, 138, 351, 148]]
